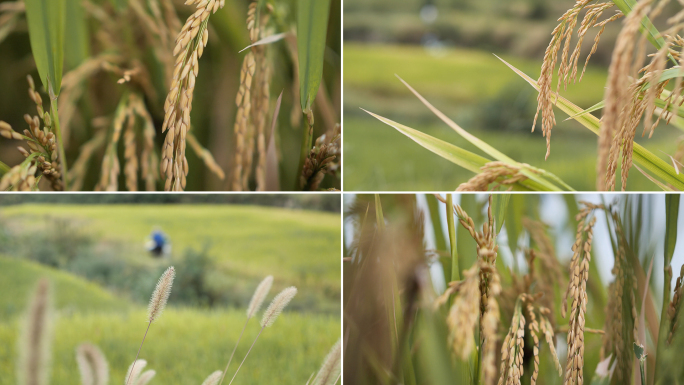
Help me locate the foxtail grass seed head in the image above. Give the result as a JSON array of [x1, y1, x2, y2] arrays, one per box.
[[313, 339, 341, 385], [135, 370, 156, 385], [76, 343, 109, 385], [125, 359, 147, 385], [247, 275, 273, 319], [18, 278, 53, 385], [201, 371, 223, 385], [148, 267, 175, 322], [261, 286, 297, 327]]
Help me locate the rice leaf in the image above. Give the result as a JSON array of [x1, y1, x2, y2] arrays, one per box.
[[490, 194, 510, 234], [374, 194, 385, 232], [393, 76, 569, 191], [362, 109, 489, 174], [239, 32, 287, 53], [0, 160, 10, 176], [498, 55, 684, 190], [633, 165, 674, 191], [25, 0, 66, 97], [297, 0, 331, 112], [64, 0, 89, 71]]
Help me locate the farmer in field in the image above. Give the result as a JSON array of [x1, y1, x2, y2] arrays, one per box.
[[146, 227, 171, 258]]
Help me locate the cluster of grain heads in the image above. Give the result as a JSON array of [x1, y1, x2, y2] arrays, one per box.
[[300, 124, 341, 191], [76, 343, 109, 385], [444, 265, 480, 360], [534, 0, 623, 160], [498, 298, 525, 385], [227, 286, 298, 385], [161, 0, 224, 191], [125, 359, 156, 385], [18, 278, 53, 385], [311, 339, 341, 385], [0, 76, 64, 191], [218, 275, 274, 385], [233, 1, 274, 191], [126, 267, 175, 385]]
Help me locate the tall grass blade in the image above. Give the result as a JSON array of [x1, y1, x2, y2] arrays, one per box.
[[24, 0, 65, 97], [446, 194, 459, 282], [64, 0, 89, 70], [297, 0, 331, 112], [490, 194, 510, 234]]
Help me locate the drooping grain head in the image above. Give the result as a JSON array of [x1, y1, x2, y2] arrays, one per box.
[[161, 0, 224, 191], [457, 161, 537, 191], [148, 266, 175, 322], [313, 339, 341, 385], [201, 370, 223, 385], [246, 275, 274, 319], [668, 264, 684, 345], [261, 286, 297, 327], [446, 265, 480, 360], [534, 0, 623, 160], [18, 278, 53, 385], [76, 343, 109, 385]]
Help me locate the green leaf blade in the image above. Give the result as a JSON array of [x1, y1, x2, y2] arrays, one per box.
[[25, 0, 66, 96], [297, 0, 331, 112]]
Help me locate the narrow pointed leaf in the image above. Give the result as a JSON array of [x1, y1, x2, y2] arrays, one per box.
[[297, 0, 331, 111], [25, 0, 66, 96]]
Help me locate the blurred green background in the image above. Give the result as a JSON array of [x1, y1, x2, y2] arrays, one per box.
[[0, 195, 340, 384], [343, 0, 682, 191]]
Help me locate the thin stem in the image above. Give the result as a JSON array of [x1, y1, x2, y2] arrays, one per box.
[[218, 319, 249, 385], [228, 326, 265, 385], [50, 100, 68, 190], [126, 321, 152, 385], [294, 110, 314, 190]]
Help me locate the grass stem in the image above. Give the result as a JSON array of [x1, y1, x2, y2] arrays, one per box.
[[228, 326, 264, 385], [218, 319, 249, 385], [126, 321, 151, 385], [50, 100, 68, 190]]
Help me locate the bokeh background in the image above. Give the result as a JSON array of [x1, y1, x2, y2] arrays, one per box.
[[343, 0, 682, 191], [0, 194, 340, 384]]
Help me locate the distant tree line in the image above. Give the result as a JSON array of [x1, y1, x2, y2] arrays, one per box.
[[0, 194, 341, 212]]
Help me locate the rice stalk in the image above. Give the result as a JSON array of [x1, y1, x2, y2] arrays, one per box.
[[187, 133, 225, 181], [126, 267, 175, 385], [667, 264, 684, 345], [18, 278, 53, 385], [161, 0, 224, 191]]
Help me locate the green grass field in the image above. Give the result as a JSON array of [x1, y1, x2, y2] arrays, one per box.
[[0, 256, 340, 384], [343, 43, 683, 191], [0, 204, 340, 291]]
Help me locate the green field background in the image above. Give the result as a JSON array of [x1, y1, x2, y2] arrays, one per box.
[[343, 43, 682, 191], [0, 204, 340, 384]]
